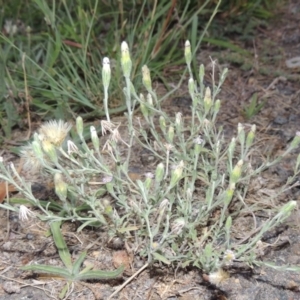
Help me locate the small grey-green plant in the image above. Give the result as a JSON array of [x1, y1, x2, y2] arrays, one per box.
[[21, 221, 124, 298], [1, 41, 300, 284], [242, 92, 266, 120]]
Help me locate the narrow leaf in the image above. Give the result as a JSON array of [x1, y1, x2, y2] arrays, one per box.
[[21, 265, 72, 280], [72, 251, 87, 275], [153, 252, 171, 265], [76, 265, 124, 281], [50, 221, 73, 271]]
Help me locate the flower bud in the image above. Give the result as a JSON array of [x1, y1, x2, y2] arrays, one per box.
[[220, 67, 228, 84], [42, 140, 58, 164], [142, 65, 152, 92], [171, 217, 185, 234], [169, 161, 184, 188], [290, 132, 300, 150], [237, 123, 245, 146], [147, 93, 153, 106], [167, 126, 174, 143], [175, 112, 182, 133], [140, 102, 149, 118], [159, 198, 169, 216], [228, 137, 236, 163], [184, 40, 192, 66], [76, 116, 84, 138], [230, 160, 243, 184], [199, 64, 205, 85], [224, 183, 235, 206], [155, 163, 165, 183], [90, 126, 100, 150], [277, 200, 297, 219], [121, 41, 132, 78], [159, 115, 166, 134], [214, 99, 221, 114], [204, 87, 212, 113], [54, 173, 68, 201], [144, 177, 152, 191], [246, 124, 256, 149], [188, 77, 195, 99], [102, 57, 111, 91], [193, 137, 204, 156]]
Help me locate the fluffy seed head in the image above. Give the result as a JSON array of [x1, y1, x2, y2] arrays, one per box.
[[20, 144, 43, 172], [207, 269, 229, 285], [38, 120, 72, 146]]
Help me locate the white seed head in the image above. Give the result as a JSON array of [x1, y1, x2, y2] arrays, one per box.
[[19, 205, 35, 222], [101, 120, 116, 135], [171, 217, 185, 234], [20, 144, 43, 172], [207, 269, 229, 285], [38, 120, 72, 146], [67, 140, 79, 155]]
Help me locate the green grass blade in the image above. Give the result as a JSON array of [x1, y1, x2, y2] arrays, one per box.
[[202, 37, 251, 55]]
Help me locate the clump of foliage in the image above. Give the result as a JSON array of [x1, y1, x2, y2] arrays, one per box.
[[0, 0, 282, 141], [1, 41, 300, 282]]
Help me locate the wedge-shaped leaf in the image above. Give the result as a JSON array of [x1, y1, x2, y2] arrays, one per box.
[[21, 265, 72, 280], [153, 252, 171, 265], [72, 251, 87, 275], [76, 265, 124, 281], [50, 221, 73, 271]]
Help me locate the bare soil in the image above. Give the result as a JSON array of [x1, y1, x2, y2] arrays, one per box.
[[1, 1, 300, 299]]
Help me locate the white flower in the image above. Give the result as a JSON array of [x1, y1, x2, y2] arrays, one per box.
[[171, 217, 185, 234], [38, 120, 72, 146], [175, 112, 182, 125], [193, 135, 205, 145], [159, 198, 169, 213], [19, 205, 35, 222], [102, 176, 113, 184], [144, 172, 154, 179], [223, 250, 235, 265]]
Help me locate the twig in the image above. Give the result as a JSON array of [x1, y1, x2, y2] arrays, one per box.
[[21, 53, 32, 140], [108, 262, 149, 300], [5, 181, 10, 241]]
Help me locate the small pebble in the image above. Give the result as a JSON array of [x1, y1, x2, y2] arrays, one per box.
[[273, 116, 288, 125], [25, 233, 34, 240]]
